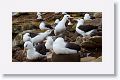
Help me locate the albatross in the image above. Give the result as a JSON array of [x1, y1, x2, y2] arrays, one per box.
[[44, 36, 56, 51], [23, 30, 52, 45], [54, 15, 73, 35], [39, 19, 53, 30], [75, 18, 98, 37], [53, 37, 81, 54], [84, 13, 91, 20], [23, 41, 48, 60], [36, 12, 43, 20]]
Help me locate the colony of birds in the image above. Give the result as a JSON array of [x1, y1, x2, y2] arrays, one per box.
[[12, 12, 102, 62]]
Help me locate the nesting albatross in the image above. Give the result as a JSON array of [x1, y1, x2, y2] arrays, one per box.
[[36, 12, 43, 20], [75, 18, 98, 37], [45, 36, 54, 50], [23, 41, 48, 60], [53, 37, 81, 54], [39, 19, 53, 30]]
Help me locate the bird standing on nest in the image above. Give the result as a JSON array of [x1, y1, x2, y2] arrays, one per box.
[[54, 15, 73, 35]]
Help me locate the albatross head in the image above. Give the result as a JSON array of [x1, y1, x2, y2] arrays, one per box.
[[84, 13, 90, 17], [24, 41, 33, 50], [23, 41, 34, 56], [84, 13, 91, 20], [63, 15, 73, 20], [23, 33, 31, 42], [37, 12, 42, 16]]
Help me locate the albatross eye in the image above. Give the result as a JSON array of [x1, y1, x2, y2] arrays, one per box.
[[25, 44, 28, 47]]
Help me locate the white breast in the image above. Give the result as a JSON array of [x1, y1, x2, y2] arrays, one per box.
[[55, 21, 66, 32], [39, 22, 47, 30], [27, 49, 42, 59]]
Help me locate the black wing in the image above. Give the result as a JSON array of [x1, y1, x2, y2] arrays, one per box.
[[65, 42, 81, 51], [35, 43, 49, 55], [45, 24, 53, 29], [78, 25, 98, 32]]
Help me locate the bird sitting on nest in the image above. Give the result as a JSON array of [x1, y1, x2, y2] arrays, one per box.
[[44, 36, 57, 51], [39, 19, 53, 30], [83, 13, 91, 20], [75, 18, 98, 37], [23, 41, 48, 60], [36, 12, 43, 20], [84, 13, 95, 20], [45, 36, 54, 51], [53, 37, 81, 54], [54, 14, 73, 36], [23, 30, 52, 46]]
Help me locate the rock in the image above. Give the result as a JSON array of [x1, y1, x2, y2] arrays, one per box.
[[12, 23, 39, 34], [81, 36, 102, 49], [26, 56, 47, 62], [75, 36, 84, 46], [89, 36, 102, 43], [62, 31, 78, 42], [93, 12, 102, 18], [12, 32, 23, 48], [12, 49, 26, 62], [84, 18, 102, 27], [46, 52, 53, 62], [81, 57, 96, 62], [81, 41, 97, 48], [75, 36, 91, 46], [91, 56, 102, 62], [52, 53, 80, 62]]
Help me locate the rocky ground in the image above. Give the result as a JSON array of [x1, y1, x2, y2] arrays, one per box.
[[12, 12, 102, 62]]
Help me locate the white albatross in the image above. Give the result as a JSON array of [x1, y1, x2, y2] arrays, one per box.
[[54, 15, 72, 35], [75, 18, 97, 37], [23, 41, 46, 60], [83, 13, 91, 20], [37, 12, 42, 20], [53, 37, 80, 54], [45, 36, 54, 50], [23, 30, 52, 45], [39, 19, 53, 30]]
